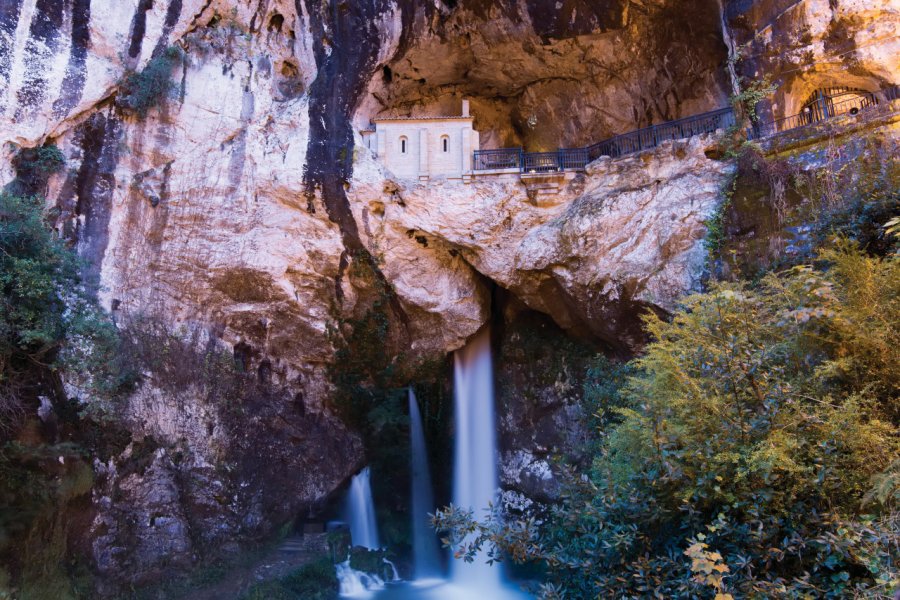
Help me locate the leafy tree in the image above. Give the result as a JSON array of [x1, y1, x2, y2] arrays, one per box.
[[0, 194, 116, 433], [0, 193, 125, 597], [435, 240, 900, 599]]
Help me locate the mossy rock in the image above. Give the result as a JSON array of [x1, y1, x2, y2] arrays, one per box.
[[348, 547, 393, 577], [240, 556, 339, 600]]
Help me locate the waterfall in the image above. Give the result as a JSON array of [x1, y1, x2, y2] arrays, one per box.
[[450, 327, 504, 590], [345, 467, 380, 550], [345, 328, 528, 599], [408, 388, 443, 580]]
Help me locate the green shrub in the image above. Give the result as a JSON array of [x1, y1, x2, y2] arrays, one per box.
[[6, 144, 66, 196], [730, 75, 776, 123], [0, 194, 120, 428], [117, 47, 183, 117], [17, 145, 65, 178], [435, 240, 900, 599]]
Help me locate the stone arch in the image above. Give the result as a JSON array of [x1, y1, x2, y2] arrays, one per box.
[[774, 72, 881, 121], [440, 134, 450, 153], [399, 135, 408, 154]]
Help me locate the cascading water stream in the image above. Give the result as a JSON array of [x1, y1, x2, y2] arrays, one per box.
[[346, 467, 380, 550], [409, 388, 443, 580], [357, 328, 529, 599], [338, 467, 388, 598], [450, 327, 505, 591]]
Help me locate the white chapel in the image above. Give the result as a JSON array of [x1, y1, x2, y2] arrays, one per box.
[[361, 99, 481, 182]]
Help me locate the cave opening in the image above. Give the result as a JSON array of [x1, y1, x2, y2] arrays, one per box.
[[268, 13, 284, 33], [361, 0, 730, 152]]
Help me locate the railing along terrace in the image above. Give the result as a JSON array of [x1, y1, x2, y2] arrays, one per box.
[[881, 84, 900, 102], [475, 107, 736, 173], [749, 91, 880, 139], [473, 148, 522, 170]]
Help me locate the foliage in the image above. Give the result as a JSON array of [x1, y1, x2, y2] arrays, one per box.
[[0, 194, 130, 597], [726, 43, 775, 125], [5, 145, 66, 203], [117, 46, 183, 117], [730, 75, 776, 123], [0, 194, 120, 433], [704, 175, 736, 259], [714, 137, 899, 279], [11, 145, 65, 181], [886, 217, 900, 240], [685, 541, 732, 599], [435, 241, 900, 599], [803, 138, 900, 256], [239, 557, 339, 600]]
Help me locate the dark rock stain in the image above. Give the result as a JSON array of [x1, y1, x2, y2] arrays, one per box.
[[128, 0, 154, 60], [15, 0, 65, 111], [151, 0, 183, 58], [299, 0, 420, 246], [53, 0, 91, 118], [69, 111, 123, 296], [0, 0, 23, 108], [299, 0, 425, 332]]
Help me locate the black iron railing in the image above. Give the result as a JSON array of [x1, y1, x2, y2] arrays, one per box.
[[474, 107, 736, 173], [473, 148, 522, 170], [472, 87, 898, 173], [748, 90, 883, 139], [522, 152, 562, 173], [884, 85, 900, 102]]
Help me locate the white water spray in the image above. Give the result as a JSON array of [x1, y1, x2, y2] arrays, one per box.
[[336, 559, 385, 598], [345, 467, 380, 550], [450, 327, 504, 591], [409, 388, 443, 580]]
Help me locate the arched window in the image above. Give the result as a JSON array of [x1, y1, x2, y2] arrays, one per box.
[[399, 136, 408, 154], [441, 135, 449, 153]]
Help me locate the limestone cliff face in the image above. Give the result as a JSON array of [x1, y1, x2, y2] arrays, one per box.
[[724, 0, 900, 118], [349, 134, 732, 353], [0, 0, 895, 590]]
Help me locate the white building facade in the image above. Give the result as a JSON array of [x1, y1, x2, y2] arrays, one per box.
[[361, 100, 480, 182]]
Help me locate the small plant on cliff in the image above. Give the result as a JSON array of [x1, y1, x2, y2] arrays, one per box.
[[730, 75, 776, 124], [117, 46, 183, 118], [6, 144, 66, 196], [726, 42, 776, 125], [704, 174, 737, 262], [16, 145, 65, 178]]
